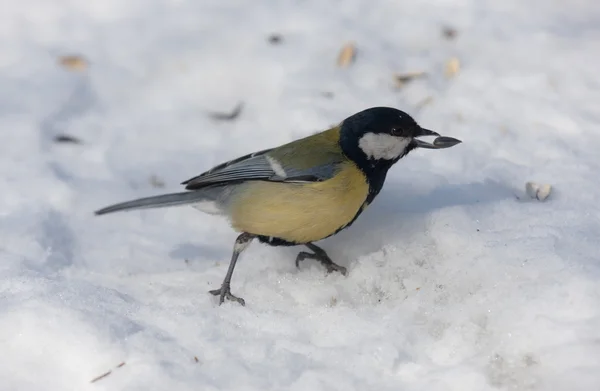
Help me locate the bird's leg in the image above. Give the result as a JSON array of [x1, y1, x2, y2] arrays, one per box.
[[209, 232, 255, 306], [295, 243, 347, 276]]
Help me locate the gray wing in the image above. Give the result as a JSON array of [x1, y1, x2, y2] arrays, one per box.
[[182, 149, 341, 190]]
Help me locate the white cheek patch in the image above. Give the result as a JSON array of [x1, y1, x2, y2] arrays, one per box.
[[358, 133, 411, 160]]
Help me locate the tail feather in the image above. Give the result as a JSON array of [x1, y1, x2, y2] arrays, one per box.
[[95, 191, 209, 215]]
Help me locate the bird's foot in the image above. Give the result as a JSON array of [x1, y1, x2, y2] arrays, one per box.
[[209, 284, 245, 306], [295, 251, 348, 276]]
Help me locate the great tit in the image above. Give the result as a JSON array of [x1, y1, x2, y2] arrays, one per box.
[[95, 107, 461, 306]]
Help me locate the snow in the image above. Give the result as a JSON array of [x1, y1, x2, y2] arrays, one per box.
[[1, 0, 600, 390]]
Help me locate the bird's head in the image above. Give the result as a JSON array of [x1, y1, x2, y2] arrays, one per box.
[[339, 107, 461, 173]]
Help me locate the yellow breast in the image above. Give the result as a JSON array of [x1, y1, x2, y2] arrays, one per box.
[[229, 161, 369, 243]]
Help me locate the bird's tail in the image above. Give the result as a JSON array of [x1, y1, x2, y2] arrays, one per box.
[[95, 191, 212, 215]]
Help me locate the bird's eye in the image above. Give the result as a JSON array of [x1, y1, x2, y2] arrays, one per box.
[[390, 127, 401, 136]]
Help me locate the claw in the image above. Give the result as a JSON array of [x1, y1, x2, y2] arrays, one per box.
[[209, 285, 245, 306], [295, 251, 313, 269], [326, 263, 347, 276], [295, 249, 347, 276]]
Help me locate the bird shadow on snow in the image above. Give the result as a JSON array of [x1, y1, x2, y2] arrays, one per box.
[[168, 242, 230, 265], [317, 178, 515, 262], [29, 209, 77, 273], [174, 179, 515, 272]]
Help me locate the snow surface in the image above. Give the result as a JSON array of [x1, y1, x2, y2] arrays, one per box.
[[1, 0, 600, 390]]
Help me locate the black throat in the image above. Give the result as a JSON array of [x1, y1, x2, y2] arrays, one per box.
[[357, 159, 394, 204], [340, 127, 416, 204]]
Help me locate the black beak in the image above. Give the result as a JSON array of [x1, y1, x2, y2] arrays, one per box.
[[413, 127, 462, 149], [415, 127, 440, 138]]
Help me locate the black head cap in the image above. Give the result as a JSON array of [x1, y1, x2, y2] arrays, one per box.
[[341, 107, 423, 139], [339, 106, 461, 169]]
